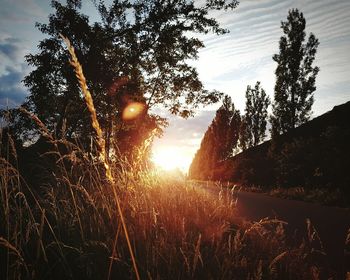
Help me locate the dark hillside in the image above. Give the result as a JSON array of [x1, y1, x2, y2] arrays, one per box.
[[191, 101, 350, 196]]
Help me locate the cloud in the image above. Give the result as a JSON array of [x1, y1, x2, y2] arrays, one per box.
[[0, 66, 28, 108], [0, 0, 47, 23], [152, 110, 217, 170], [152, 0, 350, 166], [154, 110, 216, 149], [0, 36, 31, 108], [0, 37, 23, 61]]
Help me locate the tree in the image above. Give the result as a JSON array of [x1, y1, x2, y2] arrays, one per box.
[[244, 81, 270, 147], [271, 8, 319, 136], [188, 126, 215, 180], [189, 95, 241, 179], [212, 95, 241, 159], [228, 103, 241, 155], [4, 0, 239, 158], [238, 116, 250, 151]]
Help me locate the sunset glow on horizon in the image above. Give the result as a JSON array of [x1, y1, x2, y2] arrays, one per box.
[[151, 146, 193, 172]]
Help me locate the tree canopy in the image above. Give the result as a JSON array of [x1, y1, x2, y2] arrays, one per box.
[[189, 95, 240, 179], [271, 8, 319, 135], [3, 0, 238, 158], [240, 81, 270, 149]]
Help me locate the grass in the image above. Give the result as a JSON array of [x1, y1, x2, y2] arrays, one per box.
[[1, 151, 338, 279], [0, 37, 347, 279], [229, 183, 349, 208], [269, 187, 349, 208]]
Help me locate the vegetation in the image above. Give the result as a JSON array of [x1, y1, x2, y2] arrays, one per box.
[[2, 0, 239, 160], [240, 81, 270, 149], [195, 101, 350, 207], [189, 95, 241, 180], [0, 3, 347, 279], [271, 8, 319, 136], [189, 80, 271, 180], [1, 149, 339, 279], [190, 9, 322, 192], [0, 37, 340, 280]]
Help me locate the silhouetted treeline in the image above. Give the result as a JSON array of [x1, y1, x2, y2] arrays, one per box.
[[190, 101, 350, 196], [189, 81, 271, 179], [189, 96, 241, 179], [189, 8, 326, 191]]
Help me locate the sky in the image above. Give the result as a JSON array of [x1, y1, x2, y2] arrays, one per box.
[[1, 0, 350, 171]]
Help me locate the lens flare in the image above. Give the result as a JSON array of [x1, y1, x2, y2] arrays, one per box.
[[122, 102, 145, 120]]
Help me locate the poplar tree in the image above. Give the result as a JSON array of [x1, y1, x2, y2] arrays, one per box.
[[189, 95, 241, 179], [244, 81, 270, 147], [271, 9, 319, 135]]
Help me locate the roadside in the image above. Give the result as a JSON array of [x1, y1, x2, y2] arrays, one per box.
[[191, 180, 350, 276], [234, 190, 350, 275], [190, 180, 350, 208]]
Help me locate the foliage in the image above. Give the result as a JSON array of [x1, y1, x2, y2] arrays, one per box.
[[238, 116, 250, 151], [240, 81, 270, 149], [214, 95, 241, 159], [273, 126, 350, 193], [227, 97, 242, 155], [0, 40, 343, 279], [271, 8, 319, 136], [0, 139, 338, 279], [189, 95, 241, 180], [2, 0, 239, 157]]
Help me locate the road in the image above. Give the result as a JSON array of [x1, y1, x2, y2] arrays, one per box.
[[236, 191, 350, 262], [197, 182, 350, 274]]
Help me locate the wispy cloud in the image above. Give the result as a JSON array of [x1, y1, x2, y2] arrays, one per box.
[[0, 0, 349, 169], [0, 37, 23, 62], [0, 66, 28, 108], [0, 0, 47, 23], [0, 36, 30, 108], [160, 0, 350, 169], [195, 0, 350, 112]]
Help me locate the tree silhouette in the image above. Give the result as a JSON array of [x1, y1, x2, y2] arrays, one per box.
[[213, 96, 241, 159], [271, 8, 319, 136], [4, 0, 238, 158], [244, 81, 270, 147], [189, 95, 241, 179], [238, 116, 250, 151]]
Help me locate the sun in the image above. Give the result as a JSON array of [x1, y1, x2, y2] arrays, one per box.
[[152, 146, 192, 172]]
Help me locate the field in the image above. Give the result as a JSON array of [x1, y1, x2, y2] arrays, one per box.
[[1, 37, 349, 280], [2, 152, 345, 279]]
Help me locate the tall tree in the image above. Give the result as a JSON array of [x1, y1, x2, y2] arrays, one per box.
[[4, 0, 238, 158], [271, 8, 319, 135], [213, 95, 241, 159], [244, 81, 270, 147], [238, 117, 250, 151], [227, 101, 241, 155], [188, 126, 215, 180], [189, 95, 241, 179]]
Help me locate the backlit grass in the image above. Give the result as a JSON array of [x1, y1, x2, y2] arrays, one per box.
[[0, 36, 345, 280]]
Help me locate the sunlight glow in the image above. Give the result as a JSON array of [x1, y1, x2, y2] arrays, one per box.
[[152, 146, 192, 172]]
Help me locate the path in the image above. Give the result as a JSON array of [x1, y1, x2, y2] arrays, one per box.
[[196, 182, 350, 274]]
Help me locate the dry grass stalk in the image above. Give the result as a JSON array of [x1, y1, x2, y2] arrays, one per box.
[[60, 34, 140, 280], [59, 34, 112, 181], [19, 107, 53, 141]]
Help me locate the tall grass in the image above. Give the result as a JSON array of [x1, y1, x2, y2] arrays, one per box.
[[60, 34, 139, 280], [0, 37, 346, 279]]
